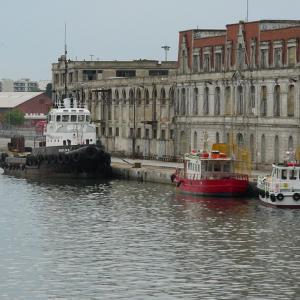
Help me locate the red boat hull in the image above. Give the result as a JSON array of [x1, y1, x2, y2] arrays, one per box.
[[175, 176, 249, 197]]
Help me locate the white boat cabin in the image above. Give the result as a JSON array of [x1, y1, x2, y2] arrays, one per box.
[[184, 151, 234, 180], [45, 98, 96, 147]]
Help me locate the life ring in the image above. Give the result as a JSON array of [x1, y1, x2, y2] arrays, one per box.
[[270, 194, 276, 202], [293, 193, 300, 201], [276, 193, 284, 201]]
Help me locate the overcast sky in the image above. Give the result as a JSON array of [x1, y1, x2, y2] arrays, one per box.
[[1, 0, 300, 81]]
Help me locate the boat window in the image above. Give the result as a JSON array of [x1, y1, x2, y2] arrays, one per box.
[[78, 115, 85, 122], [223, 163, 231, 173], [56, 115, 61, 122], [214, 163, 221, 172], [289, 169, 297, 180], [86, 115, 91, 122], [281, 169, 287, 180], [71, 115, 77, 122], [207, 162, 212, 172], [62, 115, 69, 122]]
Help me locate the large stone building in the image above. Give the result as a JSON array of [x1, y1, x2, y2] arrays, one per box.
[[52, 20, 300, 169]]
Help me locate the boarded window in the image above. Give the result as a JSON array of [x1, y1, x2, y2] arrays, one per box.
[[260, 86, 267, 116], [287, 85, 295, 117], [288, 47, 296, 66], [225, 87, 231, 115]]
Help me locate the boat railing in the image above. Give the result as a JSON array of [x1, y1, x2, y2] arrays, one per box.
[[183, 171, 248, 181]]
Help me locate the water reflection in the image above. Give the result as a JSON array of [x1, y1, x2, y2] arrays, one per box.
[[0, 175, 299, 299]]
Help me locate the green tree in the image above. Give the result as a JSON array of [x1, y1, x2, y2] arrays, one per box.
[[4, 109, 25, 126], [45, 83, 52, 98]]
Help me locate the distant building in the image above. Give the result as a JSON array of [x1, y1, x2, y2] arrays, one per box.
[[0, 78, 39, 92], [0, 92, 52, 126]]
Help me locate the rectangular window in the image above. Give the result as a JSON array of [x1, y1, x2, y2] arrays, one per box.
[[116, 70, 136, 77], [129, 128, 134, 137], [161, 129, 166, 140], [153, 129, 157, 139], [78, 115, 85, 122], [288, 47, 296, 66], [193, 55, 199, 73], [116, 127, 119, 137], [83, 70, 97, 81], [102, 127, 106, 136], [274, 48, 281, 68], [170, 129, 174, 140], [215, 53, 222, 72], [71, 115, 77, 122], [261, 49, 268, 68], [62, 115, 69, 122], [109, 127, 112, 136], [137, 128, 141, 138], [56, 115, 61, 122], [149, 70, 169, 76], [203, 54, 210, 72], [145, 128, 149, 139]]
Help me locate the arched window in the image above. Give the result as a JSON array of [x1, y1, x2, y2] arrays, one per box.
[[214, 87, 221, 115], [115, 89, 119, 101], [274, 135, 279, 162], [249, 85, 255, 114], [260, 86, 267, 116], [225, 86, 231, 115], [287, 85, 295, 117], [145, 89, 150, 105], [129, 89, 134, 105], [152, 88, 157, 121], [261, 135, 266, 163], [237, 133, 244, 146], [193, 131, 198, 150], [169, 87, 175, 107], [160, 88, 166, 105], [180, 130, 187, 154], [216, 132, 220, 144], [193, 88, 198, 115], [237, 85, 243, 115], [136, 88, 142, 105], [203, 87, 209, 115], [250, 134, 255, 161], [288, 136, 294, 151], [273, 85, 280, 116], [122, 89, 126, 102], [180, 88, 186, 115]]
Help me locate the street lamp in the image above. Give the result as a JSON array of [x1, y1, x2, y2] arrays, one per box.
[[161, 45, 171, 61]]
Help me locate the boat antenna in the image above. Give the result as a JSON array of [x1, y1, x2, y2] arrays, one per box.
[[246, 0, 249, 22], [64, 23, 68, 99]]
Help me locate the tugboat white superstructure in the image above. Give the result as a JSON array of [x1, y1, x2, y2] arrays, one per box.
[[0, 97, 111, 179], [257, 152, 300, 208]]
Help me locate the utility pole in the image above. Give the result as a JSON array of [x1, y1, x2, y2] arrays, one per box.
[[161, 45, 171, 61]]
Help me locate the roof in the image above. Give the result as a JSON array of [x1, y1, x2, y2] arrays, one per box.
[[0, 92, 44, 108]]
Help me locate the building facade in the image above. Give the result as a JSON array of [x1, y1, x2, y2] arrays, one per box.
[[0, 79, 39, 92], [52, 20, 300, 169]]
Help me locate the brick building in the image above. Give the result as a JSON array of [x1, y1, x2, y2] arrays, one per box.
[[0, 92, 52, 126]]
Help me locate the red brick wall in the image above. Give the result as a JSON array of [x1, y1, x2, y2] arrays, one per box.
[[17, 93, 52, 115]]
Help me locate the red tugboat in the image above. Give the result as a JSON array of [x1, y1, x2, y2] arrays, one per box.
[[171, 147, 249, 197]]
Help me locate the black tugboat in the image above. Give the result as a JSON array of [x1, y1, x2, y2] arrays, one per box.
[[0, 97, 111, 179]]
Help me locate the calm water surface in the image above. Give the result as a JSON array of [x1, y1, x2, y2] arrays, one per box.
[[0, 170, 300, 300]]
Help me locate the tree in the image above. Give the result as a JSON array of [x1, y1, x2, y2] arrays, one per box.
[[4, 109, 25, 126], [45, 83, 52, 98]]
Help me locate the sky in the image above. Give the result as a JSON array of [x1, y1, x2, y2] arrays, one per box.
[[1, 0, 300, 81]]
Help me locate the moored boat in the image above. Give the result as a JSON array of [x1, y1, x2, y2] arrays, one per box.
[[257, 152, 300, 208], [0, 97, 111, 179], [171, 148, 249, 197]]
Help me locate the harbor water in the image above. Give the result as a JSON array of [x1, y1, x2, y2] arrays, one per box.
[[0, 171, 300, 299]]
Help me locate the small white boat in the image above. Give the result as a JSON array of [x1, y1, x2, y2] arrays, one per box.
[[257, 152, 300, 208]]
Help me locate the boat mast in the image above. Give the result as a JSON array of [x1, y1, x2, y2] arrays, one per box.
[[64, 23, 68, 99]]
